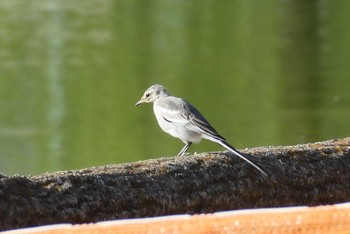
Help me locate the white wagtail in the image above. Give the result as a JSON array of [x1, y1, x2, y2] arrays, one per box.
[[136, 84, 267, 176]]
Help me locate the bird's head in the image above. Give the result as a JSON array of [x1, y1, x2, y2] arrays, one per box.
[[135, 84, 169, 106]]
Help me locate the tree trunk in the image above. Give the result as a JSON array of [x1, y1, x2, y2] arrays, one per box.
[[0, 138, 349, 231]]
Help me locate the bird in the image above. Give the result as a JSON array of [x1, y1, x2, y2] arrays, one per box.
[[135, 84, 267, 176]]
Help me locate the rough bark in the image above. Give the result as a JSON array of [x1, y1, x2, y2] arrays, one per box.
[[0, 138, 349, 231]]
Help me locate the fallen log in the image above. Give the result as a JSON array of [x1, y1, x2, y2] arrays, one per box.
[[0, 138, 349, 231]]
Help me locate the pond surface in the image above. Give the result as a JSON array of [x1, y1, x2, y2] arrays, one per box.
[[0, 0, 349, 175]]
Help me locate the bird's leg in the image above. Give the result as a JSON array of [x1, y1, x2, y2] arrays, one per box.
[[177, 142, 192, 156]]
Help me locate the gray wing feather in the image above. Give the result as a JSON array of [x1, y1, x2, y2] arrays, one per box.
[[157, 97, 225, 141], [187, 104, 226, 141], [157, 97, 190, 125]]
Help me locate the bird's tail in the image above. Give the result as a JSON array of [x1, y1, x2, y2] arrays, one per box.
[[214, 139, 268, 177]]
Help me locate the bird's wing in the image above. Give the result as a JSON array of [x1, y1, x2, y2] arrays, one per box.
[[156, 97, 192, 125], [157, 97, 225, 140], [186, 103, 225, 140]]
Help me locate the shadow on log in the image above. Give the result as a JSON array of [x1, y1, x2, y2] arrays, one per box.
[[0, 138, 349, 231]]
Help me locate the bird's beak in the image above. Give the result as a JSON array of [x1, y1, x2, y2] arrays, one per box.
[[135, 99, 143, 106]]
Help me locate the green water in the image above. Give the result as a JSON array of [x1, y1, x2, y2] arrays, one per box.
[[0, 0, 349, 175]]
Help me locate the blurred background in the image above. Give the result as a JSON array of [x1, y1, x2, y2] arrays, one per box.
[[0, 0, 349, 175]]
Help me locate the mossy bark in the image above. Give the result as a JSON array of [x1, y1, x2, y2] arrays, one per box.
[[0, 138, 349, 231]]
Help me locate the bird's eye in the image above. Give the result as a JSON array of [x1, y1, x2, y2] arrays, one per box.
[[145, 93, 150, 98]]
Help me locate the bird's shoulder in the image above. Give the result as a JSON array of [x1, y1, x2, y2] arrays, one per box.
[[157, 96, 207, 120], [157, 96, 189, 111]]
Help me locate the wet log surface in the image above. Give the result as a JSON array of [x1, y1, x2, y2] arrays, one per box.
[[0, 138, 349, 231]]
